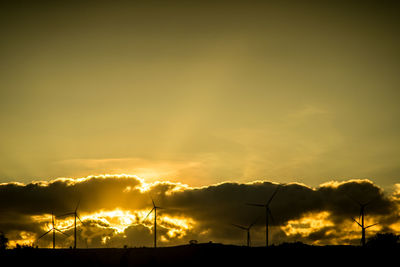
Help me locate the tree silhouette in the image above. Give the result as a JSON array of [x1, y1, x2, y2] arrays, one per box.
[[366, 233, 399, 248], [0, 232, 8, 250]]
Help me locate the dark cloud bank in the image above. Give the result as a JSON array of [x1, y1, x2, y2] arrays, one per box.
[[0, 175, 399, 247]]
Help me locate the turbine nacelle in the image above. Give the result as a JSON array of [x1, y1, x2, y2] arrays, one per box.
[[347, 194, 379, 246], [36, 212, 69, 249], [246, 184, 282, 247], [143, 197, 165, 248], [57, 200, 85, 249]]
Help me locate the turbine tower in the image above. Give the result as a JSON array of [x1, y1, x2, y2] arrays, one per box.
[[232, 217, 259, 247], [348, 197, 378, 246], [58, 201, 85, 249], [143, 198, 164, 248], [37, 212, 69, 249], [247, 184, 281, 247]]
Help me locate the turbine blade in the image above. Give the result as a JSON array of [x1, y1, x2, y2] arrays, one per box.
[[75, 200, 81, 212], [249, 216, 261, 229], [361, 194, 380, 208], [345, 193, 361, 206], [37, 229, 52, 240], [267, 185, 281, 206], [55, 228, 69, 237], [231, 224, 247, 230], [77, 214, 85, 226], [351, 217, 362, 227], [366, 223, 378, 229], [143, 208, 154, 222], [246, 203, 265, 207], [268, 209, 275, 224], [151, 197, 156, 208]]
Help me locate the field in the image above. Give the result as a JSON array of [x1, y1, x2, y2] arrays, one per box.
[[1, 243, 398, 267]]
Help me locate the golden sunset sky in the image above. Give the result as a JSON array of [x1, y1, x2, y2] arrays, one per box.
[[0, 1, 399, 248]]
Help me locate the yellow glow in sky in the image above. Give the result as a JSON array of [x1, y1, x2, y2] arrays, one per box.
[[30, 207, 196, 248], [1, 1, 400, 248], [282, 212, 333, 238], [0, 1, 399, 190]]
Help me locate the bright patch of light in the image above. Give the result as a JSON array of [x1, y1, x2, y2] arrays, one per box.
[[101, 236, 110, 244], [82, 209, 138, 233], [7, 231, 36, 248], [134, 176, 151, 192], [161, 216, 195, 239], [31, 213, 74, 232], [282, 211, 333, 236], [161, 216, 194, 230]]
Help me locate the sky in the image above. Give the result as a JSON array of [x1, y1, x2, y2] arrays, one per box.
[[0, 0, 400, 247]]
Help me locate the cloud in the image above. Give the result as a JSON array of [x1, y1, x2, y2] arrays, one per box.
[[53, 158, 203, 185], [0, 175, 398, 247], [0, 174, 146, 215]]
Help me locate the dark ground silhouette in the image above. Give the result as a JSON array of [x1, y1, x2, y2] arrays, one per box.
[[1, 243, 399, 267]]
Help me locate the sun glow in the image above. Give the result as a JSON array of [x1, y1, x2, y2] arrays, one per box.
[[7, 231, 36, 248], [161, 216, 195, 238], [82, 209, 196, 243], [31, 207, 196, 236], [82, 209, 139, 233], [27, 208, 197, 248], [282, 211, 334, 237], [31, 213, 75, 232]]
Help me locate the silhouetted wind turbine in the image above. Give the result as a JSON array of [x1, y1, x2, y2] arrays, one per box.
[[232, 217, 259, 247], [348, 196, 378, 246], [58, 201, 85, 249], [246, 184, 281, 247], [143, 198, 164, 248], [37, 212, 69, 249]]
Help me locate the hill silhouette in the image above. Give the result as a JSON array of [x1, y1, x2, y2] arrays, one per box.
[[1, 243, 399, 267]]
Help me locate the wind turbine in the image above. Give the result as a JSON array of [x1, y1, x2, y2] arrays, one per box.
[[246, 184, 281, 247], [143, 198, 164, 248], [232, 217, 260, 247], [58, 201, 85, 249], [348, 196, 378, 246], [37, 212, 69, 249]]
